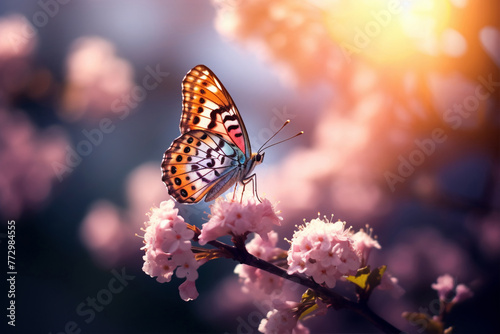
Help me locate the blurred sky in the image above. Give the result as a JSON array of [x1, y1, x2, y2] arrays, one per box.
[[0, 1, 499, 333]]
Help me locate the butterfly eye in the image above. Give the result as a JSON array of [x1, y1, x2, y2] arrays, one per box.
[[256, 153, 264, 163]]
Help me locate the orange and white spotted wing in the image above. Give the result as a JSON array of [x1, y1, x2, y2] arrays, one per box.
[[180, 65, 251, 157], [161, 65, 256, 203]]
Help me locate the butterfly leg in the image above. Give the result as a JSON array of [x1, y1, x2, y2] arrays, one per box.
[[232, 182, 238, 202], [242, 174, 262, 203]]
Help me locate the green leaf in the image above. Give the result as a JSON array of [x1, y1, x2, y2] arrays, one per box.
[[298, 303, 318, 320], [300, 289, 317, 303], [298, 289, 320, 321], [365, 265, 386, 291], [346, 266, 371, 289], [347, 265, 388, 302]]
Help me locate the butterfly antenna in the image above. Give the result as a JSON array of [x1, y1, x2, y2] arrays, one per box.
[[258, 120, 291, 153], [260, 131, 304, 152]]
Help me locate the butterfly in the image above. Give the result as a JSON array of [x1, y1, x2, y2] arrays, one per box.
[[161, 65, 265, 204]]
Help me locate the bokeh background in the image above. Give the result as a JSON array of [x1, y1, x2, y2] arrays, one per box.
[[1, 0, 499, 333]]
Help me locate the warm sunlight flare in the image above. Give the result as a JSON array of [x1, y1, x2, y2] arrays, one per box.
[[323, 0, 455, 66]]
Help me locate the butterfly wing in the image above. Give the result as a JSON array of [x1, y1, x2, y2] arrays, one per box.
[[161, 130, 243, 203], [180, 65, 251, 158]]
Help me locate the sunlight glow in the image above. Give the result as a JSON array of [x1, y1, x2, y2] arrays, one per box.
[[323, 0, 453, 66]]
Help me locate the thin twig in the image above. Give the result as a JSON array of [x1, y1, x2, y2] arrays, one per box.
[[207, 239, 403, 334]]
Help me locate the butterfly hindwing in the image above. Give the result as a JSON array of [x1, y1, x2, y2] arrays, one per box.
[[180, 65, 251, 157], [161, 130, 243, 203]]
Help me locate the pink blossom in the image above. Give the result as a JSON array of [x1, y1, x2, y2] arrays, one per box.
[[452, 284, 473, 304], [246, 231, 281, 260], [141, 199, 202, 300], [351, 227, 381, 265], [431, 274, 455, 301], [287, 218, 360, 288], [198, 194, 281, 245], [287, 252, 307, 274], [377, 272, 405, 298], [174, 251, 200, 281], [258, 301, 309, 334], [312, 264, 337, 288], [142, 252, 175, 283], [431, 274, 473, 304], [258, 309, 296, 334], [234, 232, 284, 296], [179, 280, 199, 302], [162, 221, 194, 253]]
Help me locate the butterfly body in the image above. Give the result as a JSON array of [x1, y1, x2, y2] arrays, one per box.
[[161, 65, 263, 203]]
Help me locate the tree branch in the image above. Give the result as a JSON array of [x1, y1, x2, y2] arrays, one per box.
[[208, 239, 403, 334]]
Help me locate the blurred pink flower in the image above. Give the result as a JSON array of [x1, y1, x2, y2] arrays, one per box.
[[79, 162, 167, 267], [198, 193, 281, 245], [287, 218, 359, 288], [479, 26, 500, 67], [377, 272, 405, 299], [234, 231, 284, 296], [0, 14, 43, 104], [431, 274, 473, 304], [80, 200, 127, 266], [0, 108, 68, 218], [214, 0, 343, 87], [384, 228, 474, 289], [474, 213, 500, 259], [61, 36, 134, 121], [452, 283, 473, 304], [0, 14, 36, 60], [258, 100, 391, 221], [431, 274, 455, 301], [258, 300, 310, 334]]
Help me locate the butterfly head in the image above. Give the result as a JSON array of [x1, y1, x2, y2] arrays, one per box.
[[251, 152, 265, 166]]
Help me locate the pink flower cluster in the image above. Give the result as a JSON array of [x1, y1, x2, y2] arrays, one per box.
[[0, 108, 68, 218], [287, 218, 360, 288], [141, 200, 200, 301], [234, 231, 284, 296], [258, 300, 310, 334], [62, 36, 134, 121], [431, 274, 473, 304], [198, 194, 282, 245]]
